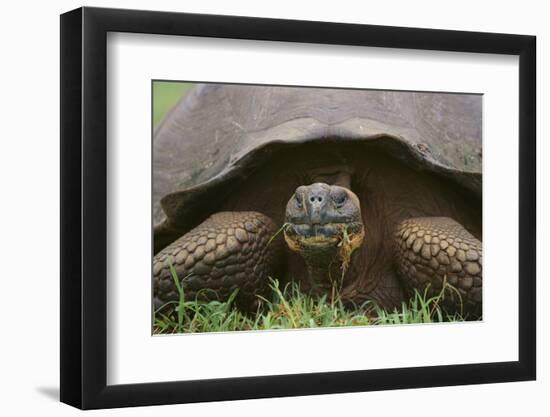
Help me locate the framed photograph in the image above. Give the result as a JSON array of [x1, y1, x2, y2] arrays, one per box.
[[60, 6, 536, 409]]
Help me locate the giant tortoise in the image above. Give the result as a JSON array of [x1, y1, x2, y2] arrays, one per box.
[[153, 84, 482, 318]]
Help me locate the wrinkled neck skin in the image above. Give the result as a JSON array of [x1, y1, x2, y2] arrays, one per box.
[[301, 245, 343, 290], [309, 165, 352, 189]]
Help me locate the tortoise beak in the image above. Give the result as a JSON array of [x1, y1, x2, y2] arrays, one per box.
[[283, 221, 364, 251]]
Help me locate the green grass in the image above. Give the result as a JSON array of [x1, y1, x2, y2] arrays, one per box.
[[153, 81, 195, 127], [153, 264, 469, 334]]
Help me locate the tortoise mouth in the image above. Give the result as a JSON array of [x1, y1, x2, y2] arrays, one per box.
[[284, 221, 364, 252]]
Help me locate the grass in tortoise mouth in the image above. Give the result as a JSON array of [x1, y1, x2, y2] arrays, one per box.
[[335, 223, 355, 276], [267, 222, 292, 247]]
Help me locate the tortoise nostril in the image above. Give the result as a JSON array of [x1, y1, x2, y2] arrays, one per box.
[[304, 184, 330, 206]]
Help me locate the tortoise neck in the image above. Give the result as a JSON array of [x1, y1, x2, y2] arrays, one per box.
[[309, 166, 352, 189], [303, 251, 345, 290]]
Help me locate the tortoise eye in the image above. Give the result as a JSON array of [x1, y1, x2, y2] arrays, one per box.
[[332, 191, 347, 207], [294, 193, 303, 208]]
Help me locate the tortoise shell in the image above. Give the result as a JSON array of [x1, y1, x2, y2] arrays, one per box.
[[153, 84, 481, 229]]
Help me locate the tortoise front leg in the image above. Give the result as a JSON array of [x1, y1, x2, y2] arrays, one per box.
[[393, 217, 482, 318], [153, 211, 282, 312]]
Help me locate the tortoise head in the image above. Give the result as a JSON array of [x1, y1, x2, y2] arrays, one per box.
[[284, 183, 365, 284]]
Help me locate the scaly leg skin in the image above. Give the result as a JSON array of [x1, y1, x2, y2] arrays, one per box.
[[153, 211, 281, 313], [394, 217, 482, 318]]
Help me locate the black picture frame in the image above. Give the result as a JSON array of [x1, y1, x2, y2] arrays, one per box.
[[60, 6, 536, 410]]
